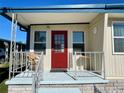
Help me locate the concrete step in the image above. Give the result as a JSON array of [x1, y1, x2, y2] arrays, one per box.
[[38, 88, 81, 93]]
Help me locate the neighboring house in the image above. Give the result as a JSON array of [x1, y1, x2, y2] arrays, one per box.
[[1, 3, 124, 93], [0, 38, 26, 61], [0, 48, 5, 60]]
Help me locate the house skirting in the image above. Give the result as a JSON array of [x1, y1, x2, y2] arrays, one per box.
[[8, 80, 124, 93], [106, 77, 124, 79]]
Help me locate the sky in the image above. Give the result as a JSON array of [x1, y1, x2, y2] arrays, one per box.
[[1, 0, 124, 8], [0, 16, 27, 43], [0, 0, 124, 43]]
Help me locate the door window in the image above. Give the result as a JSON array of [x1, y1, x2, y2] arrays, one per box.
[[54, 34, 64, 52]]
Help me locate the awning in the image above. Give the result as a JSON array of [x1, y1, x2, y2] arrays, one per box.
[[5, 13, 98, 28], [3, 12, 124, 31], [1, 3, 124, 31]]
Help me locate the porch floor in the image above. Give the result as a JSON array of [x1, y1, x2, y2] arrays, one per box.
[[6, 71, 108, 85]]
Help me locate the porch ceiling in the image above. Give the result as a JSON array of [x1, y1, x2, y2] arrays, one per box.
[[109, 13, 124, 18], [6, 13, 98, 28]]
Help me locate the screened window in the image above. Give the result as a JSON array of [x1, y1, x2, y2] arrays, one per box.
[[113, 23, 124, 53], [34, 31, 46, 53], [73, 32, 85, 53]]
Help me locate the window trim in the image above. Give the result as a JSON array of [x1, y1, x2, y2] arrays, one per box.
[[72, 31, 85, 53], [33, 31, 46, 53], [112, 21, 124, 55]]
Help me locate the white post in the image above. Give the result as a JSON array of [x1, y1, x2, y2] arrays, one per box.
[[9, 13, 14, 79], [13, 15, 17, 74], [9, 13, 18, 79]]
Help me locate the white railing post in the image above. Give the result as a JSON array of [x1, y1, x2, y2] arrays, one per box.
[[68, 52, 72, 70], [90, 52, 92, 71], [94, 52, 96, 71], [15, 51, 17, 72], [70, 52, 73, 70], [102, 52, 106, 79], [12, 53, 15, 77], [74, 52, 77, 79], [84, 52, 86, 70], [21, 52, 23, 73], [26, 52, 28, 70]]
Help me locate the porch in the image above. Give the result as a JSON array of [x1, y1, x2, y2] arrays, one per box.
[[6, 12, 109, 93], [7, 51, 107, 83], [6, 71, 108, 85], [6, 51, 108, 93]]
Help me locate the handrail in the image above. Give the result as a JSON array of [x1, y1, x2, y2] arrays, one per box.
[[36, 53, 42, 72], [32, 52, 44, 93], [75, 51, 104, 53]]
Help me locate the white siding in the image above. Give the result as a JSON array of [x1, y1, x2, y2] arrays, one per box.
[[104, 17, 124, 79], [30, 24, 89, 71], [29, 14, 124, 79], [89, 14, 105, 52], [89, 14, 124, 79], [88, 14, 105, 73]]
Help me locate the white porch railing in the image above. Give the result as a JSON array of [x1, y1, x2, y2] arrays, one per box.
[[9, 51, 44, 79], [9, 51, 44, 93], [32, 52, 44, 93], [68, 51, 105, 79]]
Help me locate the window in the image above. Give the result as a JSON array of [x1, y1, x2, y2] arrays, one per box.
[[112, 22, 124, 54], [73, 32, 85, 53], [34, 31, 46, 53], [54, 34, 64, 52]]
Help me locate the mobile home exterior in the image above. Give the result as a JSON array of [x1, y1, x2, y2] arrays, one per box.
[[1, 4, 124, 93], [26, 13, 124, 79]]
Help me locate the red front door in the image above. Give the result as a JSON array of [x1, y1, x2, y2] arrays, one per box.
[[51, 31, 68, 71]]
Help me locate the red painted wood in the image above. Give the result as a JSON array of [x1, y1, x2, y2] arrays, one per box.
[[51, 31, 68, 70]]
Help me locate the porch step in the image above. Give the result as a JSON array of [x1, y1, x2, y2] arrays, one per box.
[[38, 88, 81, 93]]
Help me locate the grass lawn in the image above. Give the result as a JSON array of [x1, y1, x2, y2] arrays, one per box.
[[0, 63, 9, 68], [0, 79, 8, 93], [0, 63, 9, 92]]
